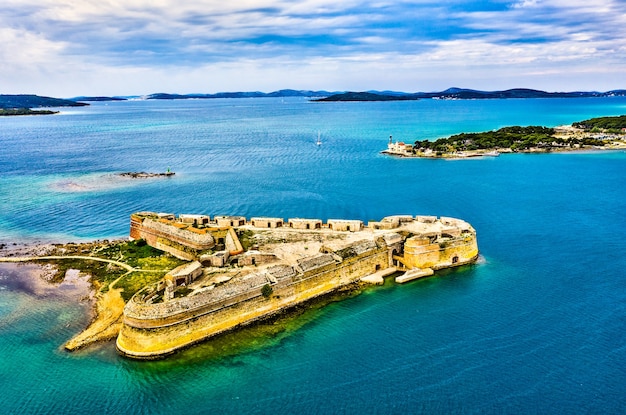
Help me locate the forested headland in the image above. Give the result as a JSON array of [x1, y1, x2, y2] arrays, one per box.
[[383, 115, 626, 158], [0, 108, 59, 116]]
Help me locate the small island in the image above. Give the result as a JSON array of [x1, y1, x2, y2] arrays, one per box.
[[118, 171, 175, 179], [0, 94, 88, 116], [383, 115, 626, 158], [313, 91, 421, 102], [71, 96, 128, 102], [0, 108, 59, 116], [0, 211, 478, 359], [314, 88, 626, 102]]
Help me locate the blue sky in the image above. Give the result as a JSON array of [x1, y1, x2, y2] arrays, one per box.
[[1, 0, 624, 96]]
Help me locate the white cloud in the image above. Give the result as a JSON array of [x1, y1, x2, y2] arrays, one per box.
[[512, 0, 538, 9], [0, 28, 65, 64], [0, 0, 625, 94]]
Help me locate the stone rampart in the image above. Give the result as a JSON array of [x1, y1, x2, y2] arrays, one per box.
[[142, 219, 215, 250], [118, 212, 480, 359], [117, 241, 391, 358], [402, 234, 478, 270]]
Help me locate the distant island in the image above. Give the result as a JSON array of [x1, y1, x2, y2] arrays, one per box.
[[0, 94, 88, 110], [0, 108, 59, 116], [141, 88, 626, 101], [132, 88, 626, 102], [118, 171, 175, 179], [313, 91, 420, 102], [315, 88, 626, 102], [383, 115, 626, 158], [143, 89, 334, 100], [71, 96, 127, 102], [3, 88, 626, 111]]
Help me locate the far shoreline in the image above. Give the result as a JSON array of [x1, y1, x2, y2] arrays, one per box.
[[382, 117, 626, 159], [0, 108, 59, 116], [383, 145, 626, 160]]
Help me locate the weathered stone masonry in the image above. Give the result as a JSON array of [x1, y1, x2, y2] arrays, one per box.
[[117, 212, 479, 359]]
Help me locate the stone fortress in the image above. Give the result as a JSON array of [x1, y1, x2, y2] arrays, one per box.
[[117, 212, 479, 359]]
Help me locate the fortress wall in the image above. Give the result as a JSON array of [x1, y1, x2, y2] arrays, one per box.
[[226, 228, 244, 254], [335, 247, 390, 281], [124, 271, 272, 325], [432, 238, 479, 269], [153, 238, 196, 261], [142, 219, 215, 250], [403, 236, 478, 269], [117, 246, 391, 358], [131, 218, 222, 259], [125, 246, 389, 326], [130, 215, 144, 240], [208, 228, 229, 242], [403, 237, 439, 269], [118, 286, 300, 357], [238, 253, 278, 267], [123, 287, 266, 329]]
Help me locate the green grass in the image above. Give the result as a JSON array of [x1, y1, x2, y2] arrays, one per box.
[[238, 229, 256, 250], [43, 239, 186, 301], [116, 272, 172, 301], [97, 240, 166, 268], [43, 257, 125, 285]]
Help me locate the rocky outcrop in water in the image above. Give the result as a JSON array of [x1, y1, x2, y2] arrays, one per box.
[[118, 172, 175, 178]]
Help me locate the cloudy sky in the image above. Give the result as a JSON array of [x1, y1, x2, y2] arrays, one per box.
[[1, 0, 625, 96]]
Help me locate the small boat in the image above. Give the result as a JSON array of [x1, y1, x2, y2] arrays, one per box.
[[483, 150, 500, 157]]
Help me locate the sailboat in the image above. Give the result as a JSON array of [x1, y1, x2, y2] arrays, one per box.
[[316, 132, 322, 146]]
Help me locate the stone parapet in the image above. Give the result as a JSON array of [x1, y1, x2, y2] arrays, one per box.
[[117, 212, 480, 359]]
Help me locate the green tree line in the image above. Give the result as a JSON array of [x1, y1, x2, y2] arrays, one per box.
[[572, 115, 626, 132], [413, 125, 608, 154], [414, 126, 556, 152]]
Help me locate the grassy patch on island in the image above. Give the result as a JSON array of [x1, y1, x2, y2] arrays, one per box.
[[43, 239, 185, 301]]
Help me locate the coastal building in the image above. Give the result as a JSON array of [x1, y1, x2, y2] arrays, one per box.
[[250, 217, 284, 228], [214, 215, 246, 227], [165, 261, 203, 288], [178, 214, 210, 226], [327, 219, 363, 232], [288, 218, 323, 230], [118, 212, 479, 359], [384, 135, 414, 156]]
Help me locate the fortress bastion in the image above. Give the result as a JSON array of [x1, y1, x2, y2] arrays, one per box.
[[117, 212, 479, 359]]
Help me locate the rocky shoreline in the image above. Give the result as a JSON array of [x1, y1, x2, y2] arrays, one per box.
[[0, 238, 181, 351], [384, 143, 626, 159], [382, 118, 626, 159], [118, 171, 175, 178]]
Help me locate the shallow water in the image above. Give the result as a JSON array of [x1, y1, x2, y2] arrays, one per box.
[[0, 97, 625, 413]]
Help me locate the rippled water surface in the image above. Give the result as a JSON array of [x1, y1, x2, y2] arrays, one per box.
[[0, 97, 625, 414]]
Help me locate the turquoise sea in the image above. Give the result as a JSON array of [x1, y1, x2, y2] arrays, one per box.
[[0, 97, 625, 414]]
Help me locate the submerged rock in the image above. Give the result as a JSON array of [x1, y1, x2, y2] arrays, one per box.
[[118, 171, 175, 178]]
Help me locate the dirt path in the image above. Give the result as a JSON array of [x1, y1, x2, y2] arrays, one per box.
[[0, 255, 135, 272]]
